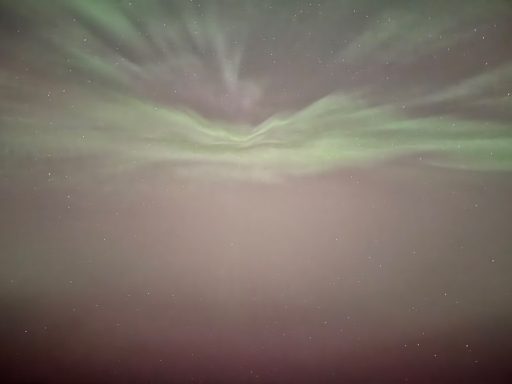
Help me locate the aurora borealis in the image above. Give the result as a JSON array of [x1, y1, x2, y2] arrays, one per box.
[[1, 1, 512, 383], [2, 0, 512, 179]]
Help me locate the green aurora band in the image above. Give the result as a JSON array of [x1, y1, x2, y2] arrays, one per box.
[[1, 0, 511, 181]]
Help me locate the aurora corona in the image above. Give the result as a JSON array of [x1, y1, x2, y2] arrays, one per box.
[[1, 0, 511, 181]]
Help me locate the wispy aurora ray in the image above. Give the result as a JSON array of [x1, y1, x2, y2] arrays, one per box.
[[1, 0, 511, 180]]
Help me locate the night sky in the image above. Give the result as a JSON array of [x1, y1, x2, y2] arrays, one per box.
[[1, 1, 512, 383]]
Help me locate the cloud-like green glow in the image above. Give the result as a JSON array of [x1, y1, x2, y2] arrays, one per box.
[[1, 0, 511, 181]]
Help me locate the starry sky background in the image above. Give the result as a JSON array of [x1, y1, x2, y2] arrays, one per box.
[[1, 0, 512, 383]]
